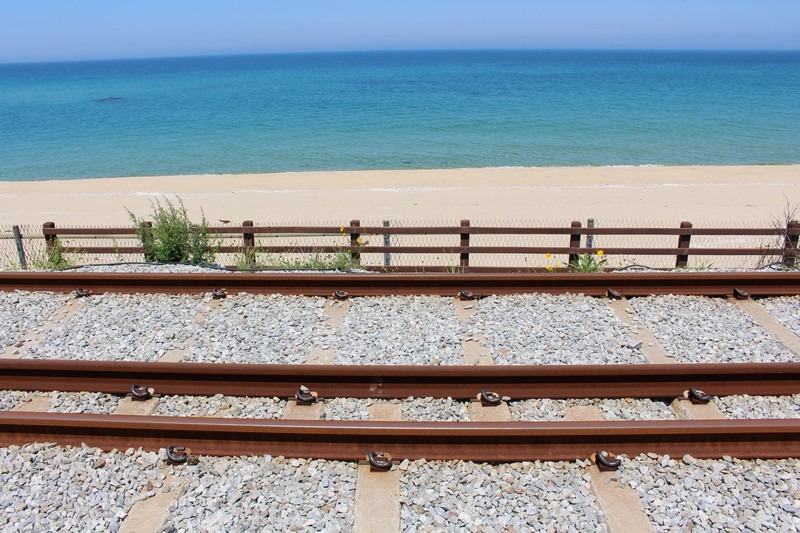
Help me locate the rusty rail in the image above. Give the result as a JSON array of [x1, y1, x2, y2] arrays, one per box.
[[3, 360, 800, 399], [1, 271, 800, 296], [0, 412, 798, 460]]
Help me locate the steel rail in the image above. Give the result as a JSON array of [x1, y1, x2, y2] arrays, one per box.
[[3, 360, 800, 399], [1, 271, 800, 296], [0, 412, 798, 461]]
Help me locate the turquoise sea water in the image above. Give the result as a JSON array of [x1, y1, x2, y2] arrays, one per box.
[[0, 50, 798, 181]]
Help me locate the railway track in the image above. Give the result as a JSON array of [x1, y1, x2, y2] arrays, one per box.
[[2, 359, 800, 460], [2, 268, 800, 530]]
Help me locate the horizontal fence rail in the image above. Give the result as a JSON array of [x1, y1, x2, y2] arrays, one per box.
[[27, 219, 800, 271]]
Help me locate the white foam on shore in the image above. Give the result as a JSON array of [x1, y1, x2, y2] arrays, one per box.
[[0, 180, 790, 201]]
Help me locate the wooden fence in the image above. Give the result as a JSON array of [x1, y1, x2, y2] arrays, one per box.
[[38, 219, 800, 271]]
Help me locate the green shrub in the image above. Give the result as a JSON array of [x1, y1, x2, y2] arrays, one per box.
[[128, 197, 217, 264]]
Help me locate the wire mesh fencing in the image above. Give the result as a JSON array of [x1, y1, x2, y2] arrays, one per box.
[[1, 218, 796, 271]]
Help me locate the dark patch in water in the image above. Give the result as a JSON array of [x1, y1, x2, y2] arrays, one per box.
[[95, 97, 127, 103]]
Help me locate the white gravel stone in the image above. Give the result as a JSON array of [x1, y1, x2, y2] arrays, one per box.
[[470, 294, 643, 364], [25, 293, 200, 362], [0, 390, 29, 411], [510, 398, 676, 421], [0, 443, 161, 532], [0, 290, 70, 349], [70, 263, 226, 274], [618, 454, 800, 530], [334, 296, 464, 365], [155, 394, 285, 418], [630, 295, 796, 363], [48, 391, 122, 414], [188, 294, 329, 364], [165, 456, 356, 532], [321, 398, 373, 421], [400, 459, 606, 531], [319, 397, 469, 421], [759, 296, 800, 337], [402, 397, 469, 422], [715, 394, 800, 419]]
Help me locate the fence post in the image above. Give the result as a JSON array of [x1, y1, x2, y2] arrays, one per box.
[[350, 219, 361, 265], [587, 218, 595, 249], [12, 225, 27, 270], [568, 221, 582, 266], [383, 220, 391, 268], [783, 220, 800, 268], [242, 220, 255, 268], [43, 222, 57, 264], [142, 221, 154, 262], [676, 221, 692, 268], [460, 220, 470, 269]]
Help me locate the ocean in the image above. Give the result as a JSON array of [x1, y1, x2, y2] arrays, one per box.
[[0, 49, 798, 181]]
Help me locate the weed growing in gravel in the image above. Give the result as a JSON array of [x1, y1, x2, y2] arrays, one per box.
[[30, 238, 79, 270], [757, 195, 800, 270], [235, 234, 366, 271], [567, 250, 607, 272], [128, 196, 218, 264]]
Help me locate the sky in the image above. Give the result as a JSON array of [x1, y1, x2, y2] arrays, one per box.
[[1, 0, 799, 63]]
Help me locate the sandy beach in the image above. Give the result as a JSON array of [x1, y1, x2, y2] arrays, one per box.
[[0, 165, 798, 228]]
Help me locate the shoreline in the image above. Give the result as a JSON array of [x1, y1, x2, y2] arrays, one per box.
[[1, 164, 798, 227]]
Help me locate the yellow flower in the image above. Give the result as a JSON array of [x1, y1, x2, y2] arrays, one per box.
[[356, 236, 363, 245], [339, 226, 344, 232], [597, 250, 604, 256], [545, 253, 551, 259], [545, 265, 553, 271]]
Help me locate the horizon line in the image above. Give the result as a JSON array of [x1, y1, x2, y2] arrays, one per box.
[[3, 46, 799, 66]]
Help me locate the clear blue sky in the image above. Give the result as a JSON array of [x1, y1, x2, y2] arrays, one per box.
[[1, 0, 798, 63]]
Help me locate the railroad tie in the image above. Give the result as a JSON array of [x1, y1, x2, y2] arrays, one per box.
[[729, 296, 800, 358], [353, 403, 402, 533], [304, 296, 350, 364], [565, 406, 653, 533], [117, 471, 185, 533], [604, 297, 677, 364], [455, 296, 493, 365]]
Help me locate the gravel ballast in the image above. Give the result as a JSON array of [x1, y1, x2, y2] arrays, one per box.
[[188, 294, 329, 364], [0, 290, 70, 350], [47, 391, 122, 414], [319, 397, 470, 421], [399, 459, 607, 531], [165, 456, 356, 532], [618, 454, 800, 531], [759, 295, 800, 337], [0, 443, 161, 533], [629, 295, 796, 363], [715, 394, 800, 419], [510, 398, 676, 421], [334, 296, 465, 365], [0, 390, 29, 411], [25, 293, 200, 362], [154, 394, 285, 418], [469, 294, 643, 364]]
